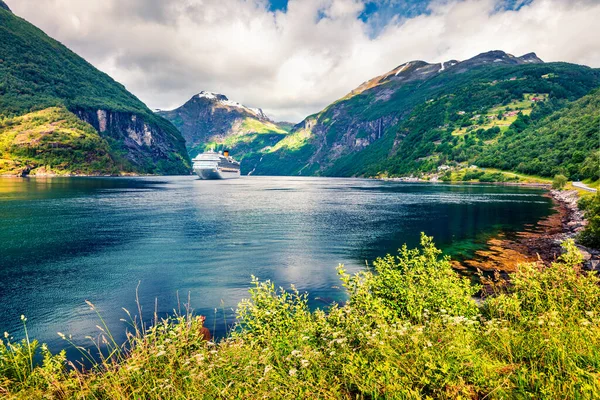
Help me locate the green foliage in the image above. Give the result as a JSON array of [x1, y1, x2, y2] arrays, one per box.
[[2, 237, 599, 398], [341, 234, 479, 324], [552, 174, 568, 189], [0, 107, 122, 175], [478, 89, 600, 180], [579, 192, 600, 249]]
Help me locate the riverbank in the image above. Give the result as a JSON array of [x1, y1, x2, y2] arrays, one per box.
[[453, 188, 599, 274]]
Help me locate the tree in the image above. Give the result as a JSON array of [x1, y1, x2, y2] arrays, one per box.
[[552, 174, 568, 190]]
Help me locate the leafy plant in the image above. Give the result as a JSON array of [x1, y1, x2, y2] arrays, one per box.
[[552, 174, 568, 189]]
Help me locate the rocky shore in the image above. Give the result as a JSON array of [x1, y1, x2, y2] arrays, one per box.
[[453, 188, 599, 274], [552, 189, 599, 271]]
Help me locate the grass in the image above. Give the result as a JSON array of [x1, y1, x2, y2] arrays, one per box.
[[0, 106, 122, 175], [1, 236, 599, 398], [239, 118, 288, 135], [477, 168, 552, 184], [452, 94, 545, 136]]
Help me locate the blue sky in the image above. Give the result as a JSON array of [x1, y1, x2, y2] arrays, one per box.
[[268, 0, 535, 18], [267, 0, 535, 38]]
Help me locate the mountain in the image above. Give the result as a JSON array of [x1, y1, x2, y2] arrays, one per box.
[[158, 92, 290, 174], [0, 4, 190, 176], [249, 51, 600, 178]]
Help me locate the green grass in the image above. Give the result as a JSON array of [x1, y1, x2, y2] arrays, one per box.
[[1, 236, 599, 398], [239, 118, 288, 135], [0, 106, 123, 175]]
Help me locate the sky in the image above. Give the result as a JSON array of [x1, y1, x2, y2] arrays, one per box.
[[8, 0, 600, 122]]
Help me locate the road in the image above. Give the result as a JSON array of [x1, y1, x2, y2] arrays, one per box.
[[573, 182, 598, 193]]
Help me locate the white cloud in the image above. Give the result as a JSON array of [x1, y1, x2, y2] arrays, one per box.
[[8, 0, 600, 122]]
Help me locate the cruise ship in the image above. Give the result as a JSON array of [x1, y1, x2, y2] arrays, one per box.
[[192, 150, 241, 180]]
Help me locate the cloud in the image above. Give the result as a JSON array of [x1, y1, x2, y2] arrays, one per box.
[[7, 0, 600, 122]]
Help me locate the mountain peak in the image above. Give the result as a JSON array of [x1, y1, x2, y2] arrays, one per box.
[[518, 52, 544, 63], [191, 91, 269, 120], [0, 0, 11, 12], [447, 50, 543, 73], [196, 91, 228, 102]]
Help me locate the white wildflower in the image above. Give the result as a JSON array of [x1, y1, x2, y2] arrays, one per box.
[[289, 368, 297, 376]]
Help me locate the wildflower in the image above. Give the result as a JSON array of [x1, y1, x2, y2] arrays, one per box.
[[264, 365, 273, 375], [3, 332, 8, 339], [57, 332, 65, 339], [20, 315, 26, 322], [289, 368, 297, 376], [291, 350, 302, 357], [156, 351, 166, 357], [300, 359, 310, 368]]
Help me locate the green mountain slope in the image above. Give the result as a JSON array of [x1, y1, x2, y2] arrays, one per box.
[[251, 51, 600, 178], [0, 5, 190, 175], [158, 92, 290, 174], [0, 106, 119, 176], [477, 89, 600, 181]]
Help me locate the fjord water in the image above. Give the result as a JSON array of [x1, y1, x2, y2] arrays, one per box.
[[0, 176, 552, 355]]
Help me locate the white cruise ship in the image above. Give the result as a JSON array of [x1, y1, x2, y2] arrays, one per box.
[[192, 150, 241, 180]]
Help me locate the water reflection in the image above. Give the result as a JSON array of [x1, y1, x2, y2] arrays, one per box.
[[0, 176, 553, 359]]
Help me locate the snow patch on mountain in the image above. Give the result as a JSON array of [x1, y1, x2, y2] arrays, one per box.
[[196, 91, 269, 120]]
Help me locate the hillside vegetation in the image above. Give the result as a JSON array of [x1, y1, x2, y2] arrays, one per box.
[[0, 106, 123, 175], [1, 237, 599, 398], [478, 89, 600, 180], [0, 7, 190, 175], [249, 52, 600, 181]]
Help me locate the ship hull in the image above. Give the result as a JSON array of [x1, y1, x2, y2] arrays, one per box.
[[194, 168, 241, 180]]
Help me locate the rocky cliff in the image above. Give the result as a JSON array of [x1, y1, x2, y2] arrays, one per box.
[[74, 109, 189, 174]]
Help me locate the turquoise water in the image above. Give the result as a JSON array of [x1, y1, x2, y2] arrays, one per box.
[[0, 176, 553, 357]]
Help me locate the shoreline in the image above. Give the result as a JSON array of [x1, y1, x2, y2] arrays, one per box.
[[453, 188, 599, 274], [0, 172, 189, 178]]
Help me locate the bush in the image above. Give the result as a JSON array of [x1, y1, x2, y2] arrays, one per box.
[[552, 174, 568, 190], [579, 192, 600, 249]]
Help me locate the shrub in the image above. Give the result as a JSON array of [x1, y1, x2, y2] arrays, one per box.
[[579, 192, 600, 249], [552, 174, 568, 189]]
